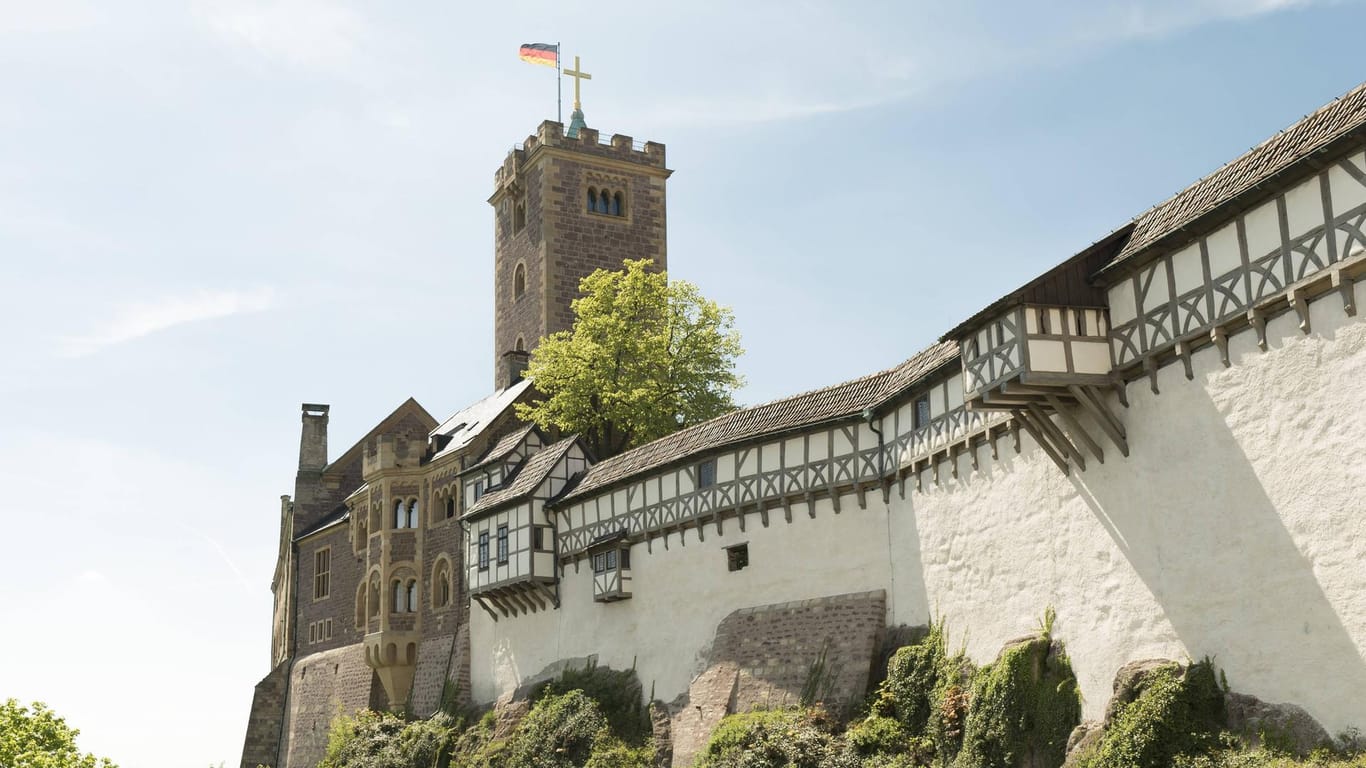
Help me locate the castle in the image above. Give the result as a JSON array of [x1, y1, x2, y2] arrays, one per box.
[[241, 83, 1366, 768]]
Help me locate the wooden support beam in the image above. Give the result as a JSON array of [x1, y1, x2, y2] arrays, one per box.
[[1175, 340, 1194, 380], [1210, 326, 1230, 367], [760, 505, 769, 528], [881, 479, 891, 504], [1333, 269, 1357, 316], [473, 595, 500, 622], [967, 439, 979, 472], [915, 465, 924, 493], [524, 586, 546, 611], [827, 486, 841, 513], [1011, 419, 1022, 453], [1026, 404, 1086, 471], [1045, 394, 1104, 463], [1109, 373, 1130, 408], [989, 431, 999, 461], [1014, 409, 1070, 475], [531, 579, 559, 610], [805, 491, 816, 519], [695, 516, 705, 542], [1248, 307, 1268, 350], [1070, 385, 1129, 457], [736, 506, 746, 532], [949, 444, 960, 480], [856, 482, 867, 510], [1287, 287, 1311, 334], [715, 508, 723, 536], [782, 498, 792, 524], [1143, 356, 1160, 395]]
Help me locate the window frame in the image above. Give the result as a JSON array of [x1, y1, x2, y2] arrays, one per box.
[[496, 524, 509, 565], [478, 532, 490, 571], [726, 543, 749, 572], [313, 546, 331, 600], [697, 458, 717, 489]]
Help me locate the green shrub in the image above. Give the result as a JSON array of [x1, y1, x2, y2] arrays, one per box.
[[696, 707, 857, 768], [500, 690, 608, 768], [846, 716, 911, 756], [318, 710, 409, 768], [584, 734, 654, 768], [1171, 747, 1366, 767], [536, 662, 652, 745], [1077, 659, 1225, 768], [955, 624, 1081, 768], [879, 622, 951, 734]]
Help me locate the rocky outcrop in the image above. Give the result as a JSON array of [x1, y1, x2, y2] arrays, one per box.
[[1103, 659, 1180, 726], [1226, 692, 1332, 756]]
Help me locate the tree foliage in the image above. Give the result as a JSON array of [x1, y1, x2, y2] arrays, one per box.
[[0, 699, 117, 768], [516, 259, 743, 458]]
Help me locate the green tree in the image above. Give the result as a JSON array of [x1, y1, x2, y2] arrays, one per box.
[[516, 259, 743, 458], [0, 699, 117, 768]]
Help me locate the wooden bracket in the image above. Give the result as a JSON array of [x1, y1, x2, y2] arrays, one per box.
[[1143, 356, 1160, 395], [1287, 288, 1311, 334], [1070, 385, 1129, 457], [827, 486, 841, 513], [1174, 340, 1194, 380], [989, 431, 999, 461], [1110, 372, 1130, 408], [760, 506, 769, 528], [967, 440, 979, 472], [695, 517, 704, 542], [782, 498, 792, 524], [1014, 409, 1070, 475], [715, 510, 724, 536], [856, 481, 867, 510], [915, 465, 924, 493], [1333, 269, 1357, 316], [736, 506, 746, 532], [949, 444, 960, 480], [1045, 394, 1104, 464], [1248, 308, 1268, 350], [1027, 403, 1086, 471], [881, 479, 891, 504], [1011, 419, 1022, 453], [1210, 326, 1230, 367], [473, 595, 500, 622], [805, 491, 816, 519]]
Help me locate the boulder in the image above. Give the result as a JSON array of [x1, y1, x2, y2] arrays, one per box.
[[1061, 721, 1103, 768], [1225, 691, 1332, 757], [488, 696, 531, 742], [1104, 659, 1180, 726]]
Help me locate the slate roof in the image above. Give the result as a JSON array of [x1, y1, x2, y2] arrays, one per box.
[[1103, 81, 1366, 275], [430, 378, 533, 462], [463, 436, 580, 518], [295, 504, 349, 541], [462, 424, 538, 476], [556, 341, 959, 505]]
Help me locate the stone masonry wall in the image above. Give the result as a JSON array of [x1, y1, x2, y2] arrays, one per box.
[[240, 661, 289, 768], [408, 633, 455, 717], [669, 590, 886, 767], [282, 643, 384, 768]]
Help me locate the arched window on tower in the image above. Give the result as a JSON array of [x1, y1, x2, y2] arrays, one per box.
[[513, 263, 526, 299], [598, 190, 610, 214], [432, 559, 451, 608], [393, 500, 405, 529], [392, 579, 404, 613], [513, 198, 526, 233], [369, 575, 380, 618], [586, 187, 597, 212], [406, 580, 418, 613], [406, 499, 419, 529], [515, 336, 525, 352], [355, 582, 366, 628], [611, 192, 622, 216]]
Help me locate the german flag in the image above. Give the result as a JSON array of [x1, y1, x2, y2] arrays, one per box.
[[519, 43, 558, 68]]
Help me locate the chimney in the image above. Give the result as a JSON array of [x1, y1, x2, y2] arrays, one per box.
[[299, 404, 330, 472], [501, 350, 531, 389]]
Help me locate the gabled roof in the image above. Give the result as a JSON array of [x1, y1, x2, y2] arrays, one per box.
[[463, 436, 581, 519], [555, 341, 959, 505], [326, 397, 437, 475], [1101, 81, 1366, 276], [461, 424, 540, 476], [295, 504, 349, 541], [430, 379, 534, 462]]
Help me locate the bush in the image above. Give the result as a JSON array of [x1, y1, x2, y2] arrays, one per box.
[[955, 620, 1081, 768], [500, 690, 609, 768], [696, 707, 857, 768], [535, 662, 652, 745], [878, 622, 951, 734], [846, 716, 910, 756], [318, 710, 409, 768], [1077, 659, 1225, 768]]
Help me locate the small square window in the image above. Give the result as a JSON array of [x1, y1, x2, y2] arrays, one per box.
[[726, 543, 749, 572], [697, 459, 717, 488], [914, 396, 931, 429]]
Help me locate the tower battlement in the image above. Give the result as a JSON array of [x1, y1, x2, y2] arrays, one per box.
[[493, 120, 666, 192]]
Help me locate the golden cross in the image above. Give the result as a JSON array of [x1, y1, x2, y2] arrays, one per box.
[[563, 55, 592, 109]]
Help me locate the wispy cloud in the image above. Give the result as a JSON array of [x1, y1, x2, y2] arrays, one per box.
[[194, 0, 367, 72], [58, 287, 277, 358]]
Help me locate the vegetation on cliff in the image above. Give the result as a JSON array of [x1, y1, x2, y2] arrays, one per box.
[[0, 699, 117, 768]]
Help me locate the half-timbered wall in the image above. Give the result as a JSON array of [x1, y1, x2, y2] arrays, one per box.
[[1109, 150, 1366, 368]]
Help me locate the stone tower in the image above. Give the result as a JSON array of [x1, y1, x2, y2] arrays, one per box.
[[488, 119, 672, 389]]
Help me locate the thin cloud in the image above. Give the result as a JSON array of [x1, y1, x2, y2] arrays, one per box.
[[195, 0, 367, 72], [58, 287, 276, 358]]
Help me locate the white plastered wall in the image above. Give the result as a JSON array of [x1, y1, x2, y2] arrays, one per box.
[[901, 283, 1366, 732]]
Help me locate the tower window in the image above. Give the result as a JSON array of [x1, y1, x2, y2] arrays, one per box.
[[394, 500, 405, 529], [406, 580, 417, 613], [445, 497, 456, 519], [513, 197, 526, 233], [611, 192, 622, 216], [515, 336, 525, 352], [513, 263, 526, 300], [598, 190, 610, 214], [587, 187, 597, 212], [407, 500, 419, 529]]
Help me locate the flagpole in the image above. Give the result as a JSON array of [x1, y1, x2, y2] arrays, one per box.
[[556, 41, 562, 124]]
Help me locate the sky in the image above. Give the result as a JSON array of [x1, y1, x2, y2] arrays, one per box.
[[1, 1, 1364, 766]]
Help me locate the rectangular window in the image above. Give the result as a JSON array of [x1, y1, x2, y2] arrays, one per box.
[[445, 498, 456, 519], [313, 548, 330, 599], [308, 622, 317, 643], [726, 543, 749, 572], [324, 618, 332, 640], [478, 532, 490, 570], [697, 459, 716, 488], [496, 525, 509, 565], [473, 480, 484, 501], [914, 396, 931, 429], [533, 526, 554, 552]]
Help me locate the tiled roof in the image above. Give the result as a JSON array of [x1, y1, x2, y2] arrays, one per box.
[[430, 379, 533, 461], [463, 436, 580, 518], [556, 341, 959, 505], [1105, 81, 1366, 274], [463, 424, 538, 475]]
